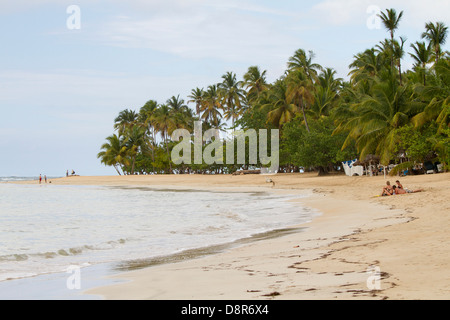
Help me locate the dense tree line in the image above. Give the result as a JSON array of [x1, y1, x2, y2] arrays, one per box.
[[98, 9, 449, 176]]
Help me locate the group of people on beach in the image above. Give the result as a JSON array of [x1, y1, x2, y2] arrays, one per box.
[[66, 170, 76, 177], [381, 180, 423, 196], [39, 174, 47, 184]]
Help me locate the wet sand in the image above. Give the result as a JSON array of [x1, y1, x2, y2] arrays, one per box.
[[11, 172, 450, 299]]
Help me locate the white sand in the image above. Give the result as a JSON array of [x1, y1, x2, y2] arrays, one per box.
[[13, 172, 450, 299]]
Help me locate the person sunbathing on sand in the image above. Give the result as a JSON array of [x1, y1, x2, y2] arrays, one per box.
[[381, 181, 394, 196], [393, 185, 424, 194]]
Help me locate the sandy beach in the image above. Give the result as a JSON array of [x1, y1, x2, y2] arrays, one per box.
[[11, 172, 450, 300]]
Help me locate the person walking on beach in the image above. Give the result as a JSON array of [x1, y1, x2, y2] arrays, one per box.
[[66, 170, 69, 177], [39, 174, 42, 184], [44, 175, 47, 183]]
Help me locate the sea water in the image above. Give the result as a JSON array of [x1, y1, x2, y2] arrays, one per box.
[[0, 181, 316, 284]]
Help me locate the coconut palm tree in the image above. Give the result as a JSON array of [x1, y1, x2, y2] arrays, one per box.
[[166, 95, 188, 114], [422, 21, 448, 64], [317, 68, 343, 92], [378, 8, 403, 43], [287, 49, 323, 81], [378, 8, 404, 69], [152, 104, 177, 173], [218, 71, 245, 131], [392, 36, 407, 85], [188, 88, 205, 118], [409, 41, 432, 85], [167, 94, 195, 132], [335, 73, 414, 165], [242, 66, 269, 103], [114, 109, 139, 135], [123, 125, 147, 175], [260, 80, 297, 129], [412, 57, 450, 133], [139, 100, 158, 171], [349, 48, 387, 87], [285, 69, 315, 132], [201, 85, 223, 128], [97, 134, 129, 175]]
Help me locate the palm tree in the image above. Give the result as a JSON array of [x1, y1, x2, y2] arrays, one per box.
[[285, 69, 315, 132], [392, 36, 407, 85], [335, 74, 414, 165], [412, 57, 450, 133], [260, 80, 297, 129], [349, 48, 386, 87], [139, 100, 158, 170], [422, 21, 448, 64], [167, 94, 195, 133], [317, 68, 343, 92], [152, 104, 176, 173], [409, 41, 432, 85], [114, 109, 138, 134], [123, 125, 147, 175], [166, 95, 188, 114], [97, 134, 129, 175], [378, 8, 404, 69], [188, 88, 205, 118], [218, 71, 245, 131], [201, 85, 223, 128], [287, 49, 323, 81], [242, 66, 269, 103], [378, 8, 404, 43]]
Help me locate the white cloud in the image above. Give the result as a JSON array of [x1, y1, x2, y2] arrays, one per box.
[[311, 0, 450, 28], [312, 0, 369, 26], [96, 4, 299, 69]]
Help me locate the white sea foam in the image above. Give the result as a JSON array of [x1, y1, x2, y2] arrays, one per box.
[[0, 183, 316, 281]]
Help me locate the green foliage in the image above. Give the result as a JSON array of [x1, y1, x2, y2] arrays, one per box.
[[282, 117, 356, 173], [98, 10, 449, 175], [394, 125, 435, 162]]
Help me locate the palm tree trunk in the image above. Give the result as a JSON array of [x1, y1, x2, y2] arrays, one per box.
[[131, 155, 136, 175], [300, 98, 310, 132], [390, 32, 395, 70], [165, 131, 172, 173], [422, 63, 426, 86], [114, 165, 122, 176], [150, 127, 156, 174]]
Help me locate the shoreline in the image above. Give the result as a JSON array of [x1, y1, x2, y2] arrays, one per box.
[[6, 172, 450, 299]]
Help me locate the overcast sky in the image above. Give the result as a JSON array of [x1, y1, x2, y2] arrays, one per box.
[[0, 0, 448, 177]]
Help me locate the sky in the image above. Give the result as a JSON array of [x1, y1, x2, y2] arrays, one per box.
[[0, 0, 448, 177]]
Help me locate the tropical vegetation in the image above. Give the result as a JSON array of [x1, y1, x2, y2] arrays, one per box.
[[98, 9, 449, 176]]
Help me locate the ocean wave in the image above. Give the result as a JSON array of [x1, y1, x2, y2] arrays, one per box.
[[0, 239, 128, 262], [0, 177, 36, 182], [0, 176, 61, 182]]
